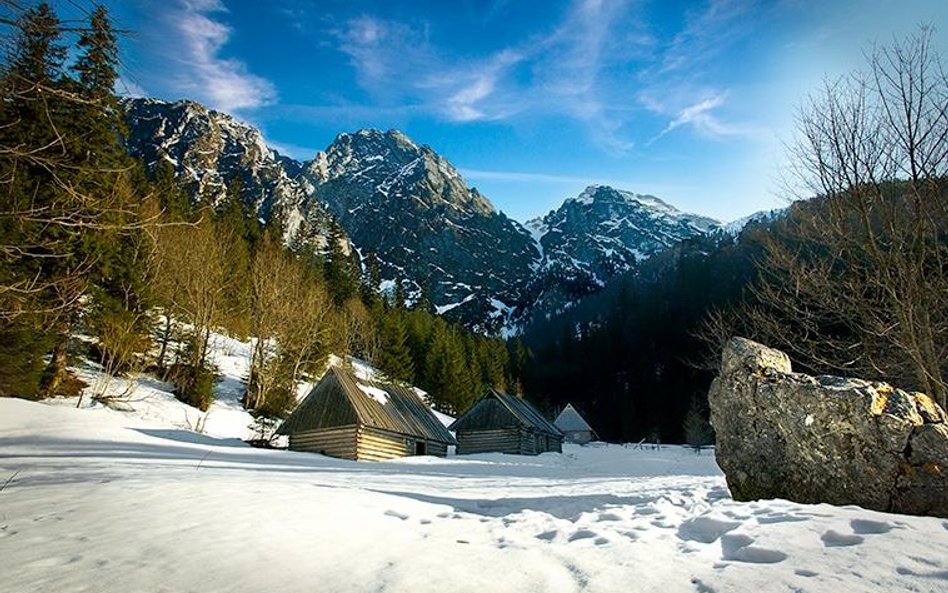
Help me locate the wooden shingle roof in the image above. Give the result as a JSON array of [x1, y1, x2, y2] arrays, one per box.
[[449, 389, 563, 438], [276, 366, 456, 445]]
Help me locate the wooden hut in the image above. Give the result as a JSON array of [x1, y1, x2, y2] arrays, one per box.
[[554, 403, 597, 444], [449, 390, 563, 455], [276, 366, 456, 461]]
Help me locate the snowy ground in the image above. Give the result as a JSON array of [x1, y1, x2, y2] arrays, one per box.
[[2, 399, 948, 593], [2, 332, 947, 593]]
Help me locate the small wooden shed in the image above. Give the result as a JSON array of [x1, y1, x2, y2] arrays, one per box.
[[554, 403, 597, 444], [276, 366, 456, 461], [449, 389, 563, 455]]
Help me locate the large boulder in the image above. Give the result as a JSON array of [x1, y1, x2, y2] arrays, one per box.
[[709, 337, 948, 517]]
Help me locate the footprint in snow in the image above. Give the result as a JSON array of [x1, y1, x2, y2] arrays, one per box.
[[677, 516, 742, 544], [568, 529, 598, 542], [850, 519, 893, 535], [535, 530, 558, 542], [820, 530, 864, 547], [756, 514, 810, 525], [720, 533, 788, 564], [896, 566, 948, 579], [690, 577, 717, 593], [794, 569, 819, 578], [383, 510, 409, 521]]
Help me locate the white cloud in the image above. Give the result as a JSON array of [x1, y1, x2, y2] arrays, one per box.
[[657, 94, 729, 138], [167, 0, 276, 111], [335, 17, 432, 96]]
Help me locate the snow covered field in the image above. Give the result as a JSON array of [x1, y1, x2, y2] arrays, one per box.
[[2, 397, 947, 593]]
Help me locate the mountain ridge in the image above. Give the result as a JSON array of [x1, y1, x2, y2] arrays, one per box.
[[121, 97, 723, 333]]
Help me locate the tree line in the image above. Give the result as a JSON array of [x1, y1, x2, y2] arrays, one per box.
[[0, 2, 518, 421]]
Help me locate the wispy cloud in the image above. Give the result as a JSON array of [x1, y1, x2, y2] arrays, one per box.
[[317, 0, 765, 152], [165, 0, 276, 111], [638, 0, 772, 145], [334, 16, 434, 99], [328, 0, 643, 140], [432, 49, 524, 122], [660, 0, 760, 74], [649, 93, 735, 141]]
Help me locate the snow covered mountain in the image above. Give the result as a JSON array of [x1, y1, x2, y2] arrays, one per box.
[[122, 98, 336, 249], [521, 185, 721, 321], [121, 98, 723, 333], [302, 129, 540, 332]]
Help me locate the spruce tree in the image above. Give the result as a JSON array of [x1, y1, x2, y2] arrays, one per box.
[[377, 311, 415, 383], [323, 220, 359, 306], [71, 4, 154, 383], [0, 3, 69, 398]]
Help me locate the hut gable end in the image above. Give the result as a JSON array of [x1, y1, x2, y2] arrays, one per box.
[[450, 390, 564, 456]]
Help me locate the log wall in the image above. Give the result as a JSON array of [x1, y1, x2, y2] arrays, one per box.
[[356, 427, 411, 462], [289, 425, 358, 459], [288, 425, 451, 462], [456, 428, 522, 455]]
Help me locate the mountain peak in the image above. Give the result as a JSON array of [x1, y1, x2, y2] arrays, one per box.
[[571, 185, 677, 214], [518, 185, 723, 325]]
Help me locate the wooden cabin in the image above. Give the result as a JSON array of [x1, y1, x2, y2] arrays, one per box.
[[276, 366, 456, 461], [554, 403, 597, 444], [449, 389, 563, 455]]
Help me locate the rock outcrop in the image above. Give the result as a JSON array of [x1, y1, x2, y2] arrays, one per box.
[[709, 337, 948, 518]]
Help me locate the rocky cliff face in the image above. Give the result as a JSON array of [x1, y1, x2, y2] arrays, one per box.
[[122, 98, 335, 249], [302, 129, 540, 332], [709, 337, 948, 518]]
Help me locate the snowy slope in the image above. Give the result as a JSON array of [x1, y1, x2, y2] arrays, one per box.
[[2, 399, 947, 593]]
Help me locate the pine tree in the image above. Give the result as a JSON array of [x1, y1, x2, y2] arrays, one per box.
[[215, 195, 255, 337], [323, 221, 359, 306], [360, 249, 383, 311], [683, 396, 714, 448], [70, 4, 154, 386], [377, 311, 415, 383], [0, 3, 71, 398]]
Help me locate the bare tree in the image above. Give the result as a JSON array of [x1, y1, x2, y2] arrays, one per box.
[[149, 215, 231, 407], [736, 29, 948, 408], [244, 233, 333, 414]]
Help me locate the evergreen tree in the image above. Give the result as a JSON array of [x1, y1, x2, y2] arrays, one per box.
[[360, 249, 383, 311], [0, 3, 72, 398], [215, 194, 256, 337], [323, 220, 359, 306], [377, 310, 415, 383]]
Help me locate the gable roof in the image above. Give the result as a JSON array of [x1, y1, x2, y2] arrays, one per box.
[[449, 389, 563, 438], [276, 366, 456, 445], [554, 403, 594, 433]]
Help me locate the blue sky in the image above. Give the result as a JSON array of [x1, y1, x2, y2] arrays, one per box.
[[59, 0, 948, 222]]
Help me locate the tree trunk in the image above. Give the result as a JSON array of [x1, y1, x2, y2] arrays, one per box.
[[155, 315, 173, 372], [40, 338, 69, 398]]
